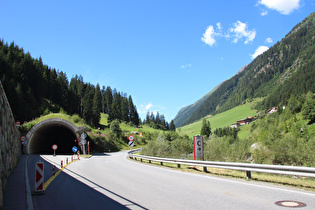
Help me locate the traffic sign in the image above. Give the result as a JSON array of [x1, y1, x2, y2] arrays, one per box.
[[35, 161, 44, 192], [81, 139, 87, 145], [52, 144, 58, 150], [20, 136, 26, 142], [16, 121, 20, 126], [81, 132, 87, 139], [128, 135, 134, 141], [193, 135, 204, 160], [128, 141, 134, 147], [72, 146, 78, 153]]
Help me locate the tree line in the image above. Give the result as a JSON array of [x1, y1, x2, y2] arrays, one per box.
[[143, 111, 176, 131], [0, 40, 139, 127]]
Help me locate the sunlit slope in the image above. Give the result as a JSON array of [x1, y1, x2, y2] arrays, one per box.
[[177, 101, 258, 138]]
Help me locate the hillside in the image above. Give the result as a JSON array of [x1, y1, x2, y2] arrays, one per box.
[[175, 12, 315, 127], [173, 82, 222, 127], [177, 101, 258, 138], [0, 41, 139, 126]]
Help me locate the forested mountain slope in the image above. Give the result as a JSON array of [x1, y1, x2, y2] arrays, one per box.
[[0, 41, 139, 126], [173, 82, 221, 127], [176, 12, 315, 127]]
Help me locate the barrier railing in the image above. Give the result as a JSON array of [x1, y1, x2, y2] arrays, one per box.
[[128, 151, 315, 179]]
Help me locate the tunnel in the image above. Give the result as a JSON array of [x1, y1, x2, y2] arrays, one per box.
[[24, 118, 88, 154]]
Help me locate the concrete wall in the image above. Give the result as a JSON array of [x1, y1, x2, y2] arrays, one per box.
[[0, 80, 21, 208]]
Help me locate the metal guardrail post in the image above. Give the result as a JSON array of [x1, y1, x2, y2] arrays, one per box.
[[246, 171, 252, 180]]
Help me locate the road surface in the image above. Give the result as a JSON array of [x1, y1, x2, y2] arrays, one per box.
[[27, 151, 315, 209]]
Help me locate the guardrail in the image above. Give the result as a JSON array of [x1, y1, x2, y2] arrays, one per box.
[[128, 151, 315, 179]]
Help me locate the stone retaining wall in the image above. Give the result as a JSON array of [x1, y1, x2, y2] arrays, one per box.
[[0, 80, 21, 208]]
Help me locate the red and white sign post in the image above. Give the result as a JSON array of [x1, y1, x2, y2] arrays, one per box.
[[35, 161, 44, 193], [52, 144, 58, 156], [128, 135, 135, 149]]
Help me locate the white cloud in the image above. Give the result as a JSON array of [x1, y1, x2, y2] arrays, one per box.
[[265, 37, 273, 43], [201, 21, 255, 46], [145, 102, 153, 110], [229, 21, 256, 44], [216, 22, 222, 31], [251, 46, 269, 59], [258, 0, 300, 15], [180, 64, 192, 69], [201, 25, 216, 47], [261, 10, 268, 16]]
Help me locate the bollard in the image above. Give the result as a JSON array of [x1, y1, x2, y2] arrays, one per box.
[[34, 161, 45, 194], [61, 160, 63, 168], [52, 165, 56, 175], [71, 156, 73, 162], [246, 171, 252, 180], [66, 158, 68, 164]]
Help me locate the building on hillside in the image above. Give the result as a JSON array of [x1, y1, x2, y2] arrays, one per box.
[[231, 124, 238, 128], [231, 116, 255, 127], [237, 116, 254, 125], [267, 107, 278, 115]]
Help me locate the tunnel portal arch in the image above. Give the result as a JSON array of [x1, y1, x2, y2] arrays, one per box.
[[24, 118, 88, 154]]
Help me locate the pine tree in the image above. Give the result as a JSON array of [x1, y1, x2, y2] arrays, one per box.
[[302, 91, 315, 124], [92, 84, 102, 126], [128, 96, 139, 125], [105, 86, 113, 121], [200, 118, 211, 137], [169, 120, 176, 131], [121, 97, 129, 122]]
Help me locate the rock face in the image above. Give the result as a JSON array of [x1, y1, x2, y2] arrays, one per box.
[[0, 81, 21, 208]]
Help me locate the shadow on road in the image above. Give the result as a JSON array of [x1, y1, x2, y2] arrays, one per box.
[[27, 155, 147, 210]]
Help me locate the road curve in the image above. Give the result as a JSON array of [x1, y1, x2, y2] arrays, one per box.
[[29, 151, 315, 209]]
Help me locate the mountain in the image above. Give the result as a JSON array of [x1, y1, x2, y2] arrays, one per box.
[[173, 82, 222, 127], [175, 12, 315, 127]]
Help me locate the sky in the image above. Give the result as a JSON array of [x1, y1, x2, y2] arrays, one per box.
[[0, 0, 314, 123]]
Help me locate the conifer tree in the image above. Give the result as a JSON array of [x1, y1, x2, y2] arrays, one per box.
[[92, 84, 102, 126], [200, 118, 211, 137], [169, 120, 176, 131]]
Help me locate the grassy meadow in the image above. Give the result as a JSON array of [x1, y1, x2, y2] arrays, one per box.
[[177, 102, 258, 139]]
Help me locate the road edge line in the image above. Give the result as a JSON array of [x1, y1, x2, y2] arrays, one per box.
[[25, 155, 34, 210], [43, 159, 79, 190]]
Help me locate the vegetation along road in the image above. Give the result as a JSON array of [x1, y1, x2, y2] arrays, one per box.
[[28, 151, 315, 209]]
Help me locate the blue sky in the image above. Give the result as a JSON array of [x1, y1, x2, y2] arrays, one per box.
[[1, 0, 314, 122]]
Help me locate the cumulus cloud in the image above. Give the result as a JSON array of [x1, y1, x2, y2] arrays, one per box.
[[258, 0, 301, 15], [251, 46, 269, 59], [201, 21, 255, 46], [145, 102, 153, 110], [265, 37, 273, 43], [229, 21, 256, 44], [201, 25, 216, 47]]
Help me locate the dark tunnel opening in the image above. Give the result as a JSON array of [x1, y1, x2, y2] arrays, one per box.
[[30, 124, 77, 154]]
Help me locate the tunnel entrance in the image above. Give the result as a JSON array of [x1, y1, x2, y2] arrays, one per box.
[[25, 118, 88, 154], [30, 124, 77, 154]]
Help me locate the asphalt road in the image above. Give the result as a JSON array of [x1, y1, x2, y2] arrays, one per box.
[[28, 151, 315, 209]]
